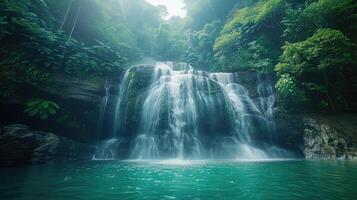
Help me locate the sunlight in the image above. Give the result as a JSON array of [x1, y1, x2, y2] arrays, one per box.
[[125, 159, 206, 165], [146, 0, 186, 18], [0, 0, 356, 199], [155, 159, 205, 165]]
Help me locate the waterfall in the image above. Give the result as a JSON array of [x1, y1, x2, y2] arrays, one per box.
[[93, 138, 123, 160], [132, 63, 203, 159], [257, 74, 276, 143], [113, 69, 131, 137], [97, 80, 109, 136], [94, 70, 131, 160], [96, 62, 292, 160]]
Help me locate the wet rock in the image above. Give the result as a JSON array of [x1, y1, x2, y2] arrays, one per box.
[[0, 125, 36, 166], [118, 65, 155, 136], [0, 124, 95, 167], [303, 116, 357, 160], [31, 132, 96, 164], [0, 71, 112, 141]]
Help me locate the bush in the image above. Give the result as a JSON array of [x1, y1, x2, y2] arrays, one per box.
[[24, 99, 59, 120]]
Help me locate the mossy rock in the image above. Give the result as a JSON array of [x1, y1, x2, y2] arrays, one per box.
[[119, 65, 155, 136]]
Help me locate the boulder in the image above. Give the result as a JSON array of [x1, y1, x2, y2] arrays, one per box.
[[0, 124, 95, 167], [31, 132, 95, 164], [0, 72, 112, 141], [0, 125, 36, 166]]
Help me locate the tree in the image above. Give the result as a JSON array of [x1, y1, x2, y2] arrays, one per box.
[[275, 74, 306, 105], [283, 0, 356, 42], [275, 28, 356, 111], [154, 21, 187, 61], [184, 0, 245, 30], [187, 20, 222, 70], [58, 0, 73, 31]]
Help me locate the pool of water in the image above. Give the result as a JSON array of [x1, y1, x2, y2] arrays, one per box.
[[1, 160, 356, 200]]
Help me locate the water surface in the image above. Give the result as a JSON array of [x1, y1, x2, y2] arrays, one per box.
[[1, 160, 356, 200]]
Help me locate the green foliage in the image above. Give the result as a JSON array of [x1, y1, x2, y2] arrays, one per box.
[[184, 0, 240, 30], [283, 0, 356, 42], [188, 20, 222, 70], [155, 23, 173, 60], [0, 0, 177, 104], [24, 99, 59, 120], [0, 0, 127, 79], [222, 0, 284, 33], [212, 0, 286, 72], [275, 74, 306, 103], [185, 0, 356, 111], [1, 0, 356, 113], [276, 28, 356, 111], [276, 29, 355, 75], [153, 17, 187, 61]]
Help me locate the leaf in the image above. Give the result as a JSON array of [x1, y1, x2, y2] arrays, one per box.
[[41, 101, 49, 109], [49, 102, 59, 109], [27, 99, 41, 106], [48, 107, 56, 115], [28, 109, 38, 116]]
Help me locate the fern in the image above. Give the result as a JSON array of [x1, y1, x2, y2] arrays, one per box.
[[24, 99, 59, 120]]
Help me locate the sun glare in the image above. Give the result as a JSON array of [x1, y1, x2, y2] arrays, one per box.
[[146, 0, 186, 18]]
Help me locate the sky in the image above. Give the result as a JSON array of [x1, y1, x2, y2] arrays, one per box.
[[146, 0, 186, 18]]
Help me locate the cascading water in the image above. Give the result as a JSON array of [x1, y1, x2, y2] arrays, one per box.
[[94, 70, 130, 159], [113, 69, 131, 137], [97, 80, 109, 136], [211, 73, 265, 155], [95, 62, 292, 160], [93, 138, 122, 160], [132, 63, 203, 159], [257, 74, 276, 142]]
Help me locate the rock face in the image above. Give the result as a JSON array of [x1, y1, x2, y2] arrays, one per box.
[[0, 124, 36, 166], [274, 111, 305, 156], [0, 124, 95, 167], [0, 73, 111, 141], [303, 115, 357, 160], [119, 65, 155, 136], [273, 112, 357, 160]]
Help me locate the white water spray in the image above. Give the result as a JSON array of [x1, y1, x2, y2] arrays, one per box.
[[96, 62, 290, 160]]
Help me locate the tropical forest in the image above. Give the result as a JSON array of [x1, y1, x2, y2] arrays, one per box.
[[0, 0, 356, 199]]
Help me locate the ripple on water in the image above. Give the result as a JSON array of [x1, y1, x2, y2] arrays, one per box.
[[0, 160, 356, 200]]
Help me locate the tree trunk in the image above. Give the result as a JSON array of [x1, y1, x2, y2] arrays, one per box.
[[59, 0, 73, 31], [68, 4, 82, 40]]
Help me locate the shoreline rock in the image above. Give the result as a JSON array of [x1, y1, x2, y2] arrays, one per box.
[[303, 115, 357, 160], [0, 124, 95, 167]]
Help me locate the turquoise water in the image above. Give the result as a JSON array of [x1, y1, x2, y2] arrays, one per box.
[[1, 160, 356, 200]]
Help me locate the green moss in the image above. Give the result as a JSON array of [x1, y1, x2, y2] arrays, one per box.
[[122, 65, 155, 133]]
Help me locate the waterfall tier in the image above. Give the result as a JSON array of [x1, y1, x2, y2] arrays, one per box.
[[95, 62, 292, 159]]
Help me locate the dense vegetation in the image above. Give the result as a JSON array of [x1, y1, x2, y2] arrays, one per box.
[[0, 0, 356, 120], [0, 0, 187, 126], [184, 0, 357, 112], [0, 0, 185, 96]]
